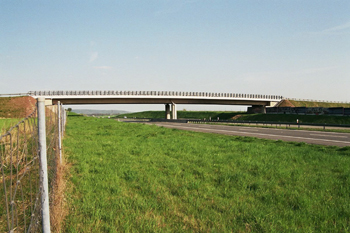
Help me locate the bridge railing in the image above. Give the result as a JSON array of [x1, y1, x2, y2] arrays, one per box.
[[28, 91, 284, 100]]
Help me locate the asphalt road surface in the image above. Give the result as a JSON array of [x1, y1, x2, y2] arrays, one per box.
[[141, 122, 350, 147]]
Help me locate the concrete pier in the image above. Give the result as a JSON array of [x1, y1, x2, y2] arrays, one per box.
[[171, 103, 177, 119], [165, 104, 171, 119]]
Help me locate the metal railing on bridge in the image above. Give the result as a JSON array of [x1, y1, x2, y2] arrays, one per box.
[[28, 90, 284, 101]]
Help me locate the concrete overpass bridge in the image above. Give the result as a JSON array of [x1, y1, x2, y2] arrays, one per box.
[[28, 90, 284, 119]]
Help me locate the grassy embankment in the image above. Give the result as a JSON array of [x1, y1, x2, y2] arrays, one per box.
[[0, 96, 29, 118], [0, 96, 36, 134], [288, 100, 350, 108], [116, 111, 350, 125], [64, 115, 350, 232], [0, 97, 19, 133]]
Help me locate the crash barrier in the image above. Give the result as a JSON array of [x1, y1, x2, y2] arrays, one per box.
[[187, 120, 350, 130], [116, 117, 350, 130]]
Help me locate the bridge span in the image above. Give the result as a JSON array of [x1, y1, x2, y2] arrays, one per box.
[[28, 90, 284, 119]]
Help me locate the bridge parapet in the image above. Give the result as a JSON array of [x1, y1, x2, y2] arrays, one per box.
[[28, 90, 284, 101]]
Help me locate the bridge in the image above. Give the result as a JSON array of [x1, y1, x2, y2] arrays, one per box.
[[28, 90, 284, 119]]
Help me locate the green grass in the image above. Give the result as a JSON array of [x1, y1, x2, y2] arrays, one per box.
[[0, 118, 21, 134], [63, 116, 350, 232], [115, 111, 243, 120], [68, 111, 82, 116]]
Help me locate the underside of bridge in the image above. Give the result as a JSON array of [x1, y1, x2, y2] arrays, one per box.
[[47, 98, 275, 119]]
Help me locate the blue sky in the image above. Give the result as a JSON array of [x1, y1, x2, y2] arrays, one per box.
[[1, 0, 349, 111]]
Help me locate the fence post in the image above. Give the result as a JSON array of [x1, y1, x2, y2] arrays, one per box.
[[37, 98, 51, 233], [58, 101, 63, 164]]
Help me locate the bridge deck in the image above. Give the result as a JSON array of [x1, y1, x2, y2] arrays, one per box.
[[28, 90, 283, 106]]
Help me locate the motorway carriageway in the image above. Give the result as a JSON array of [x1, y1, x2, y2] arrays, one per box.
[[139, 122, 350, 147]]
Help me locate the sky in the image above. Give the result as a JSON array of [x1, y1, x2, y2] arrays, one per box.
[[1, 0, 349, 111]]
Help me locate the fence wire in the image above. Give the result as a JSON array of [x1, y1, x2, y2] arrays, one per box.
[[1, 104, 66, 233]]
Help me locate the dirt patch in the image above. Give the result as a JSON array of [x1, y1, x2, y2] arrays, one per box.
[[231, 115, 242, 120], [277, 99, 295, 107], [0, 96, 36, 118]]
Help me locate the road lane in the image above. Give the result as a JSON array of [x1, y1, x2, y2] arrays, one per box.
[[141, 122, 350, 147]]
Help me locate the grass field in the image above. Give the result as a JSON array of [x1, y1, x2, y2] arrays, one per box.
[[63, 116, 350, 232]]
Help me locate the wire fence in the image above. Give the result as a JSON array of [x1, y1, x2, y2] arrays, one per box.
[[1, 102, 66, 233]]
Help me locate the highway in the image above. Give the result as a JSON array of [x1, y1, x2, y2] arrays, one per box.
[[141, 122, 350, 147]]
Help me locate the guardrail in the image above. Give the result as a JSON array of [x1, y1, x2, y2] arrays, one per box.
[[186, 120, 350, 130], [0, 93, 28, 97], [115, 117, 350, 129], [28, 90, 284, 100]]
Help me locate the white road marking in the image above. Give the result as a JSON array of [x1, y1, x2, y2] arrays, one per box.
[[309, 134, 348, 138], [238, 128, 259, 131]]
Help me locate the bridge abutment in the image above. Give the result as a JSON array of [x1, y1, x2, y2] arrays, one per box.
[[248, 105, 266, 114]]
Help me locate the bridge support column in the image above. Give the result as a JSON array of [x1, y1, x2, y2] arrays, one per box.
[[165, 104, 171, 119], [171, 103, 177, 119], [248, 105, 266, 114]]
